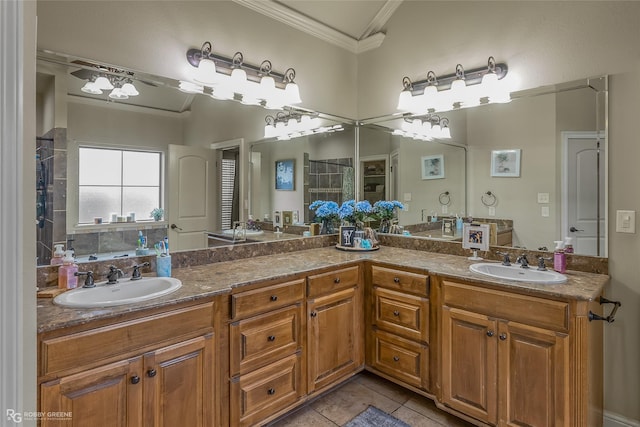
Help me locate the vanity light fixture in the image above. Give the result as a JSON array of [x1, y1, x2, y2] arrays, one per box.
[[80, 74, 140, 100], [393, 114, 451, 141], [397, 56, 510, 114], [186, 41, 302, 109], [264, 111, 343, 140]]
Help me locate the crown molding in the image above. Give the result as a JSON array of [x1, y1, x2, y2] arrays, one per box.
[[232, 0, 396, 54]]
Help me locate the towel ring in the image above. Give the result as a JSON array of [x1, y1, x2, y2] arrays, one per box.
[[481, 191, 497, 207], [438, 191, 451, 206]]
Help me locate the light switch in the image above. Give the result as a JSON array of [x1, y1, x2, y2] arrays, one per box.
[[541, 206, 550, 217], [403, 193, 412, 202], [537, 193, 550, 204], [488, 206, 496, 216], [616, 210, 636, 233]]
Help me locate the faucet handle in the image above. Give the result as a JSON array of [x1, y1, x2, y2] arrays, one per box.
[[130, 262, 150, 280], [75, 271, 95, 288], [536, 255, 553, 271], [496, 251, 511, 266]]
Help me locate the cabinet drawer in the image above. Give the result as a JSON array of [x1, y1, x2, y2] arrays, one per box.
[[231, 353, 303, 427], [231, 278, 304, 319], [374, 287, 429, 343], [371, 330, 428, 391], [307, 266, 360, 298], [371, 265, 429, 295], [230, 305, 302, 376], [41, 302, 214, 376], [442, 280, 569, 332]]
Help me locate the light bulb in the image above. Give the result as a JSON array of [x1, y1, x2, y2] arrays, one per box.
[[178, 81, 204, 94], [108, 87, 129, 100], [193, 58, 217, 86], [284, 82, 301, 105], [448, 79, 466, 104], [81, 81, 102, 95], [230, 68, 248, 94], [94, 76, 114, 90], [121, 83, 139, 96], [397, 89, 412, 111], [259, 75, 276, 100]]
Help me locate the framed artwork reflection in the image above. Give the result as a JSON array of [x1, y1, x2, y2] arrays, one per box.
[[421, 154, 444, 180], [275, 159, 295, 190], [491, 149, 521, 177]]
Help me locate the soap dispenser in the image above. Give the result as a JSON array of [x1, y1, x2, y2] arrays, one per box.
[[58, 250, 79, 289], [553, 241, 566, 274], [50, 244, 65, 265]]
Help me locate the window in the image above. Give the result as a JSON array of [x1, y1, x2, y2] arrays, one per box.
[[78, 147, 162, 224]]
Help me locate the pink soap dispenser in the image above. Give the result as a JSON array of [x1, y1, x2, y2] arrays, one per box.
[[553, 240, 566, 274]]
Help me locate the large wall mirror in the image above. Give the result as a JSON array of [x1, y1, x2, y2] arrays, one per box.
[[367, 76, 607, 257]]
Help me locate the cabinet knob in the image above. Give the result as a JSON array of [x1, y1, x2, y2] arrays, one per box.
[[393, 356, 400, 362], [393, 277, 400, 283], [310, 311, 317, 317], [130, 375, 140, 384], [267, 388, 276, 395], [393, 310, 400, 317], [499, 333, 507, 341], [334, 277, 341, 284], [270, 295, 278, 302], [268, 335, 276, 342], [486, 330, 495, 337], [147, 369, 157, 378]]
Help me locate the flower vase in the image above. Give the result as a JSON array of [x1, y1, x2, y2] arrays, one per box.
[[321, 219, 335, 234], [379, 219, 391, 234]]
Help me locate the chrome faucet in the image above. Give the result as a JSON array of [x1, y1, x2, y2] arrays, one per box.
[[106, 265, 124, 284], [536, 255, 552, 271], [496, 251, 511, 266], [516, 254, 529, 269]]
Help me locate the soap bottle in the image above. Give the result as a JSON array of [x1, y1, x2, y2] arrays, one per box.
[[553, 241, 566, 274], [50, 244, 65, 265], [58, 250, 78, 289], [564, 237, 574, 254], [456, 214, 463, 231]]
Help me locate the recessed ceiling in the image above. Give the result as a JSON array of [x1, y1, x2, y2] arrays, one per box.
[[232, 0, 403, 53]]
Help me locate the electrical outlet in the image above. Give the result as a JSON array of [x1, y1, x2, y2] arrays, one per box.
[[537, 193, 550, 204], [403, 203, 410, 212], [488, 206, 496, 216], [442, 205, 448, 214], [541, 206, 550, 217], [403, 193, 412, 202]]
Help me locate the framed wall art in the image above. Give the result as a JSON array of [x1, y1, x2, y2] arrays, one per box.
[[491, 149, 521, 177], [421, 154, 444, 180], [275, 159, 295, 190]]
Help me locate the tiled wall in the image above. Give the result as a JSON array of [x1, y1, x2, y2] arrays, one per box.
[[304, 156, 354, 223], [69, 227, 168, 258]]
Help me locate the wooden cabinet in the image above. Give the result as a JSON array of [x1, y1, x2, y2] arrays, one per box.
[[39, 301, 216, 427], [229, 278, 305, 426], [368, 265, 430, 391], [440, 280, 575, 427], [307, 266, 364, 393]]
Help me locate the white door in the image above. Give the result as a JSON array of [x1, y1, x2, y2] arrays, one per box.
[[563, 132, 606, 256], [168, 144, 216, 251], [390, 151, 399, 201]]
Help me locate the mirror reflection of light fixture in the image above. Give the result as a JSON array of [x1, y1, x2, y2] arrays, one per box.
[[394, 114, 451, 141], [80, 74, 139, 100], [397, 56, 510, 114], [186, 41, 303, 110], [264, 111, 341, 140]]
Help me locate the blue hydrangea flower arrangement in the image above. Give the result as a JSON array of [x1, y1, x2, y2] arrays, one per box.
[[373, 200, 404, 221], [309, 200, 340, 222], [338, 199, 375, 225]]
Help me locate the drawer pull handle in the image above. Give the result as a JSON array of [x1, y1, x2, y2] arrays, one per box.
[[310, 311, 317, 317], [147, 369, 157, 378], [268, 335, 276, 342], [393, 310, 400, 317], [267, 388, 276, 395], [393, 277, 400, 283], [486, 330, 494, 337], [393, 356, 400, 362], [130, 375, 140, 384], [270, 295, 278, 302], [334, 277, 341, 284], [499, 333, 507, 341]]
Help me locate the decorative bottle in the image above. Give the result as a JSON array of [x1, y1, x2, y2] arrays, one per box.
[[553, 240, 566, 274], [58, 250, 79, 289], [50, 244, 65, 265]]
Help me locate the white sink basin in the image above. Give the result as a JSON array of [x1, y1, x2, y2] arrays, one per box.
[[222, 229, 264, 236], [469, 263, 567, 284], [53, 277, 182, 308]]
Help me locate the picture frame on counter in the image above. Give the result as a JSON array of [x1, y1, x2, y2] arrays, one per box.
[[339, 226, 356, 247]]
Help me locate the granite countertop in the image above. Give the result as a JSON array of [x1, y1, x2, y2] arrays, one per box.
[[37, 246, 609, 334]]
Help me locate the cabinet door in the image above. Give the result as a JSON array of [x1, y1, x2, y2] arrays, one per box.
[[143, 334, 214, 427], [40, 358, 143, 427], [307, 286, 363, 393], [441, 307, 498, 425], [498, 321, 569, 427]]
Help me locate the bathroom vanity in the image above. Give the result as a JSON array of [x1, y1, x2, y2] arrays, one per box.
[[37, 246, 607, 427]]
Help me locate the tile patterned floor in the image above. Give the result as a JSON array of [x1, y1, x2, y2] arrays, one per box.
[[269, 372, 474, 427]]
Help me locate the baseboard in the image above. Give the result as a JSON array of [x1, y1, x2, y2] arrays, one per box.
[[605, 411, 640, 427]]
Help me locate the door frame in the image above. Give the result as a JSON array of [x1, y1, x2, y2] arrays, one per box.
[[210, 138, 248, 226], [561, 131, 607, 257]]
